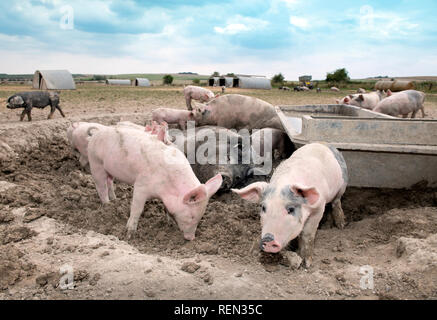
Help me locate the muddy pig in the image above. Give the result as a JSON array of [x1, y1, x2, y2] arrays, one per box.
[[152, 108, 194, 130], [87, 125, 222, 240], [172, 126, 254, 191], [232, 143, 348, 268], [191, 94, 283, 131], [6, 91, 65, 121], [251, 128, 293, 160], [184, 85, 216, 110], [373, 90, 426, 118]]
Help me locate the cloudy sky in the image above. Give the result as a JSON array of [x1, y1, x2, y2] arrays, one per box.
[[1, 0, 436, 80]]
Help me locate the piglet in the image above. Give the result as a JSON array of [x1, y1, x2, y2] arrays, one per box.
[[232, 143, 348, 268], [184, 85, 216, 110], [152, 108, 194, 130]]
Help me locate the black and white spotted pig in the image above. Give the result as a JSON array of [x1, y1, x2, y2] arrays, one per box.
[[232, 143, 348, 268], [6, 91, 65, 121]]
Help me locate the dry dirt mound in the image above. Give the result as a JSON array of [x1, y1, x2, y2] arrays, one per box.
[[1, 115, 436, 299]]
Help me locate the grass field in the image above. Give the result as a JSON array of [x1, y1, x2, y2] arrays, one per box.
[[0, 83, 436, 124]]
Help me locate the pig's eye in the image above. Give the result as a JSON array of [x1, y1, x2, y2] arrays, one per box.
[[286, 205, 295, 215]]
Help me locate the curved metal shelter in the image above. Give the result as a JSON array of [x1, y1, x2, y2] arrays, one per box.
[[235, 76, 271, 90], [106, 79, 131, 86], [134, 78, 151, 87], [33, 70, 76, 90], [219, 77, 234, 87], [208, 77, 220, 87]]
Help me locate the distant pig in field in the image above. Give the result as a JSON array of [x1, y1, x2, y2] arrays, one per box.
[[184, 85, 216, 110], [67, 122, 108, 167], [191, 94, 283, 131], [6, 91, 65, 121], [331, 87, 340, 92], [373, 90, 426, 118], [152, 108, 194, 130], [336, 90, 385, 110], [232, 143, 348, 268], [87, 125, 222, 241]]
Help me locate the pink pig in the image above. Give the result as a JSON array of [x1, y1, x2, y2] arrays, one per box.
[[373, 90, 426, 118], [87, 124, 222, 240], [184, 85, 216, 110], [67, 122, 108, 167], [232, 143, 348, 268], [152, 108, 194, 130]]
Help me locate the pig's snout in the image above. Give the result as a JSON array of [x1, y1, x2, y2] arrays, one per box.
[[260, 233, 281, 253]]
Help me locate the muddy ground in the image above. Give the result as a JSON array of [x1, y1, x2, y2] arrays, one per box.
[[0, 84, 436, 300]]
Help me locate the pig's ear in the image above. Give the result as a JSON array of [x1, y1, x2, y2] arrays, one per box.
[[231, 182, 268, 203], [335, 99, 340, 104], [357, 95, 364, 102], [215, 94, 220, 98], [204, 174, 223, 197], [72, 122, 79, 129], [290, 185, 319, 206], [183, 185, 208, 205], [387, 89, 392, 96], [145, 124, 152, 132]]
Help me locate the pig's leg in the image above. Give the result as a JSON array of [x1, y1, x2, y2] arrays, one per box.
[[107, 175, 116, 201], [186, 96, 192, 110], [48, 105, 56, 119], [57, 105, 66, 118], [298, 208, 324, 268], [79, 155, 88, 167], [421, 106, 425, 118], [126, 181, 151, 239], [411, 110, 417, 119], [179, 120, 186, 130], [20, 110, 26, 121], [402, 114, 408, 119], [26, 110, 32, 122], [89, 164, 110, 204], [331, 197, 346, 229]]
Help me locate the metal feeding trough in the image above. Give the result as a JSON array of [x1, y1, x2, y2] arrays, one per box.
[[276, 104, 437, 189]]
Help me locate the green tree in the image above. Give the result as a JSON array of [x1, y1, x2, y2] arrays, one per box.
[[271, 73, 285, 84], [211, 71, 220, 77], [163, 74, 174, 85], [192, 79, 200, 85], [326, 68, 350, 82]]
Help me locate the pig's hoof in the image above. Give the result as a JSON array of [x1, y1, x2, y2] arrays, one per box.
[[126, 229, 136, 240], [301, 257, 312, 269]]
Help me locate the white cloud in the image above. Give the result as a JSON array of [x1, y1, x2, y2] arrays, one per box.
[[289, 16, 309, 29], [214, 15, 268, 35], [357, 7, 419, 39], [214, 23, 251, 35]]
